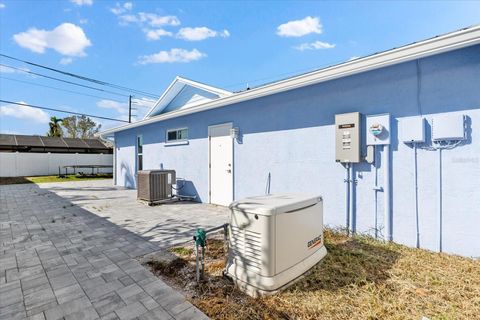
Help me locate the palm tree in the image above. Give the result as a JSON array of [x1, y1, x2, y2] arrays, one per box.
[[47, 116, 63, 137]]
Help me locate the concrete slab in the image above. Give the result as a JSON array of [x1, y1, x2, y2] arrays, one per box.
[[39, 180, 229, 248], [0, 180, 228, 319]]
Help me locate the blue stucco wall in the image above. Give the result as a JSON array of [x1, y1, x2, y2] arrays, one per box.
[[115, 44, 480, 257]]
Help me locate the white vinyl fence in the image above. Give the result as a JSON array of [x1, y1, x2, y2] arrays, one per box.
[[0, 152, 113, 177]]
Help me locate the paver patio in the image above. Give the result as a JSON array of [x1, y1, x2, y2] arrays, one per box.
[[0, 180, 229, 320]]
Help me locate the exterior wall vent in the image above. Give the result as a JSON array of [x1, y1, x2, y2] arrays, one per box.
[[226, 193, 327, 297], [137, 170, 176, 204]]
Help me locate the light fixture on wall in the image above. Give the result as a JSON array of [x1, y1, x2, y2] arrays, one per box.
[[230, 127, 239, 139]]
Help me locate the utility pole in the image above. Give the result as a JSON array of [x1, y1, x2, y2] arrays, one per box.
[[128, 95, 132, 123]]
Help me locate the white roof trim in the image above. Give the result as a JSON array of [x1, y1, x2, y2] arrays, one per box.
[[100, 25, 480, 137], [177, 77, 231, 97], [143, 76, 232, 119]]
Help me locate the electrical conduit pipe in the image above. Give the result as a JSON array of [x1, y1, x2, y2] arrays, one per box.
[[414, 144, 420, 248], [438, 148, 443, 252], [383, 145, 392, 241], [349, 164, 355, 234], [345, 163, 350, 233]]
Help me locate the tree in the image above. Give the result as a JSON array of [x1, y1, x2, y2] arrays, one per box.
[[61, 115, 101, 139], [61, 116, 78, 138], [47, 116, 63, 137]]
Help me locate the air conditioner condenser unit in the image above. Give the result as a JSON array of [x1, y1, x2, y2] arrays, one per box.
[[137, 170, 176, 204], [226, 193, 327, 297]]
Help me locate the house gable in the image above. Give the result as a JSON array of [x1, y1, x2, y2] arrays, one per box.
[[144, 77, 231, 118]]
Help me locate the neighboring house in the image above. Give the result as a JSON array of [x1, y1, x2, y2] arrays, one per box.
[[0, 134, 113, 177], [100, 26, 480, 257]]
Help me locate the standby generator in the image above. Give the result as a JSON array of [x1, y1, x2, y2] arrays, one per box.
[[226, 193, 327, 297]]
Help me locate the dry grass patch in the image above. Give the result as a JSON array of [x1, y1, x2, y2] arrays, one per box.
[[143, 230, 480, 320]]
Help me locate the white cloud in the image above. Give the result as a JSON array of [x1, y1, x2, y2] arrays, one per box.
[[0, 65, 15, 73], [13, 23, 92, 57], [144, 28, 172, 40], [132, 97, 156, 119], [134, 97, 156, 107], [111, 4, 179, 41], [97, 99, 128, 114], [70, 0, 93, 6], [0, 101, 50, 123], [110, 2, 132, 15], [117, 14, 137, 24], [139, 13, 180, 26], [0, 3, 5, 9], [118, 12, 180, 27], [59, 57, 73, 65], [95, 96, 155, 124], [176, 27, 230, 41], [138, 48, 206, 64], [294, 40, 335, 51], [0, 65, 30, 74], [79, 19, 88, 24], [277, 16, 322, 37], [0, 129, 20, 134]]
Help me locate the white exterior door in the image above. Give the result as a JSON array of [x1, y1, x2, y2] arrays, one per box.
[[209, 124, 233, 206]]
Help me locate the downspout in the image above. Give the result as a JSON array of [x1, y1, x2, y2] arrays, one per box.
[[383, 145, 392, 241]]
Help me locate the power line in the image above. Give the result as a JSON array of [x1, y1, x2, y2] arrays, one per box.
[[0, 99, 129, 123], [1, 76, 154, 111], [0, 64, 130, 98], [1, 53, 351, 110], [0, 53, 160, 99], [0, 76, 128, 104]]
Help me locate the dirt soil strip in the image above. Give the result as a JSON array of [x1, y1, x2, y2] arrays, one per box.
[[141, 229, 480, 320]]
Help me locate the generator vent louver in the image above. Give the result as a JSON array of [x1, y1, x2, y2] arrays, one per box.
[[230, 226, 262, 271], [137, 170, 176, 204]]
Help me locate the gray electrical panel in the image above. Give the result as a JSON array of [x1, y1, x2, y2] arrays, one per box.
[[335, 112, 361, 163]]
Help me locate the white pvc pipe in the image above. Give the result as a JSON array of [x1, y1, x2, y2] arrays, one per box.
[[414, 144, 420, 248], [349, 164, 355, 234], [383, 145, 392, 241], [113, 144, 117, 186], [345, 163, 350, 233], [438, 148, 443, 252], [374, 146, 379, 239]]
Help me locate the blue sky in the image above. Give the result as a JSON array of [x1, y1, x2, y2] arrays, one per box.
[[1, 0, 479, 136]]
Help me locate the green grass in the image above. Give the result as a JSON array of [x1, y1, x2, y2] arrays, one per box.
[[0, 174, 112, 185], [170, 247, 194, 256]]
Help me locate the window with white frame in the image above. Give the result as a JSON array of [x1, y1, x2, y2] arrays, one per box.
[[136, 135, 143, 171], [166, 128, 188, 143]]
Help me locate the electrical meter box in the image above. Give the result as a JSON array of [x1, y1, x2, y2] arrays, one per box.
[[366, 114, 391, 145], [335, 112, 361, 163]]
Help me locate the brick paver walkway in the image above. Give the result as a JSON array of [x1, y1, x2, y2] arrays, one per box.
[[0, 181, 221, 320]]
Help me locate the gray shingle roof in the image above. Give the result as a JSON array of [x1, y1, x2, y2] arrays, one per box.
[[0, 134, 111, 150]]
